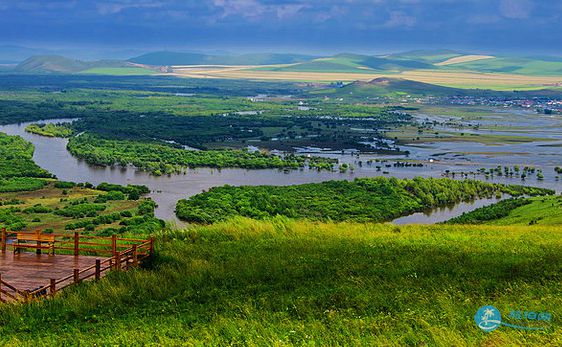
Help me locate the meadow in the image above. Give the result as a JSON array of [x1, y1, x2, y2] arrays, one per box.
[[0, 218, 560, 345], [448, 195, 562, 226], [0, 180, 161, 235]]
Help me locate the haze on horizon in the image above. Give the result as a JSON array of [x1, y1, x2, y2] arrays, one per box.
[[1, 0, 562, 58]]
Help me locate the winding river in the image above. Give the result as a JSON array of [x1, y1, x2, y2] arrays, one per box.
[[0, 119, 557, 224]]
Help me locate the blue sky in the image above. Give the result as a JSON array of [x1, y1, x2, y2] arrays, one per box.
[[1, 0, 561, 55]]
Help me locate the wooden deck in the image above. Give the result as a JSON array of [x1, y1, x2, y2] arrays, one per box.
[[0, 252, 99, 291], [0, 229, 154, 302]]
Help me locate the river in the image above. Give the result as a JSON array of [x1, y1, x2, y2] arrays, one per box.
[[0, 119, 557, 224]]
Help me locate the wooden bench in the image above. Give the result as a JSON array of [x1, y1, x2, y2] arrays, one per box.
[[13, 232, 56, 255]]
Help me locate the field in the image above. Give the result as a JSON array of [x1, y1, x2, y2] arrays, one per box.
[[435, 55, 495, 66], [0, 218, 560, 345], [79, 67, 157, 76], [170, 65, 562, 90]]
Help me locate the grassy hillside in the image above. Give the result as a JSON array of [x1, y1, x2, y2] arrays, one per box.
[[386, 49, 464, 63], [0, 181, 161, 234], [325, 77, 468, 98], [440, 56, 562, 76], [0, 218, 560, 345], [257, 54, 434, 74], [448, 195, 562, 226], [14, 56, 152, 74]]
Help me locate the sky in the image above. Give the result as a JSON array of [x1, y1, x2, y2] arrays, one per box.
[[1, 0, 561, 57]]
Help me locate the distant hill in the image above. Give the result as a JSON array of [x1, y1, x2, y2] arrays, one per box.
[[14, 55, 151, 74], [438, 56, 562, 76], [128, 51, 316, 66], [0, 45, 52, 64], [385, 49, 464, 64], [324, 77, 467, 98], [258, 54, 434, 74]]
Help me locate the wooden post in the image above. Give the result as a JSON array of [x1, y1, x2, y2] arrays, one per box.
[[95, 259, 101, 281], [73, 269, 80, 283], [35, 229, 41, 255], [50, 279, 56, 295], [1, 228, 6, 253], [74, 232, 79, 256], [132, 244, 138, 267], [111, 234, 117, 257], [115, 252, 121, 271], [149, 236, 155, 257]]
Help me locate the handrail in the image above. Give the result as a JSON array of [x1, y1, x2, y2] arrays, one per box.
[[0, 227, 155, 302]]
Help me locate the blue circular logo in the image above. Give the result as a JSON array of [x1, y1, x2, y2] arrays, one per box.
[[475, 305, 502, 332]]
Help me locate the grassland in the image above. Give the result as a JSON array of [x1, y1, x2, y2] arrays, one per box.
[[0, 218, 560, 345], [170, 65, 562, 90], [450, 195, 562, 226], [435, 55, 495, 66], [387, 125, 547, 145], [0, 181, 161, 235], [80, 67, 157, 76]]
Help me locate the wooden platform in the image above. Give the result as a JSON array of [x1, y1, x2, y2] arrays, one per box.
[[0, 252, 100, 291]]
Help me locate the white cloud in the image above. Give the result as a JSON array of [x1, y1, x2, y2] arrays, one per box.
[[384, 11, 415, 27], [499, 0, 534, 19]]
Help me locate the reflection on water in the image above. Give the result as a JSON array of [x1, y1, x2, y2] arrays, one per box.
[[392, 196, 506, 225], [0, 118, 558, 223]]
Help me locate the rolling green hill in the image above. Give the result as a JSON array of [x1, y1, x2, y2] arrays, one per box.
[[128, 51, 315, 66], [256, 53, 434, 73], [440, 56, 562, 76], [385, 49, 464, 63], [318, 77, 469, 98], [14, 56, 154, 74]]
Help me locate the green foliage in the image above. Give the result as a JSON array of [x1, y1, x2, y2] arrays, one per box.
[[0, 178, 47, 192], [0, 208, 25, 231], [68, 134, 336, 175], [25, 123, 74, 138], [0, 219, 561, 345], [94, 191, 126, 203], [96, 183, 150, 196], [54, 181, 76, 189], [137, 200, 156, 217], [0, 133, 52, 179], [23, 204, 53, 214], [176, 177, 553, 224], [54, 203, 107, 218], [446, 198, 532, 224]]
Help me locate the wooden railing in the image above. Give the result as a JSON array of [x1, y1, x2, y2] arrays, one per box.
[[0, 228, 154, 302]]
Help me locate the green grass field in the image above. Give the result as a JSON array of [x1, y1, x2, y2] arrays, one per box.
[[0, 217, 560, 345], [80, 67, 157, 76], [487, 196, 562, 225]]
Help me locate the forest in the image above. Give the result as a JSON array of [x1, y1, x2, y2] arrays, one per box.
[[67, 134, 338, 175], [0, 132, 53, 192], [175, 177, 553, 224]]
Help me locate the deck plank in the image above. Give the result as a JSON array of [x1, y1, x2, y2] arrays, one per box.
[[0, 252, 101, 291]]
